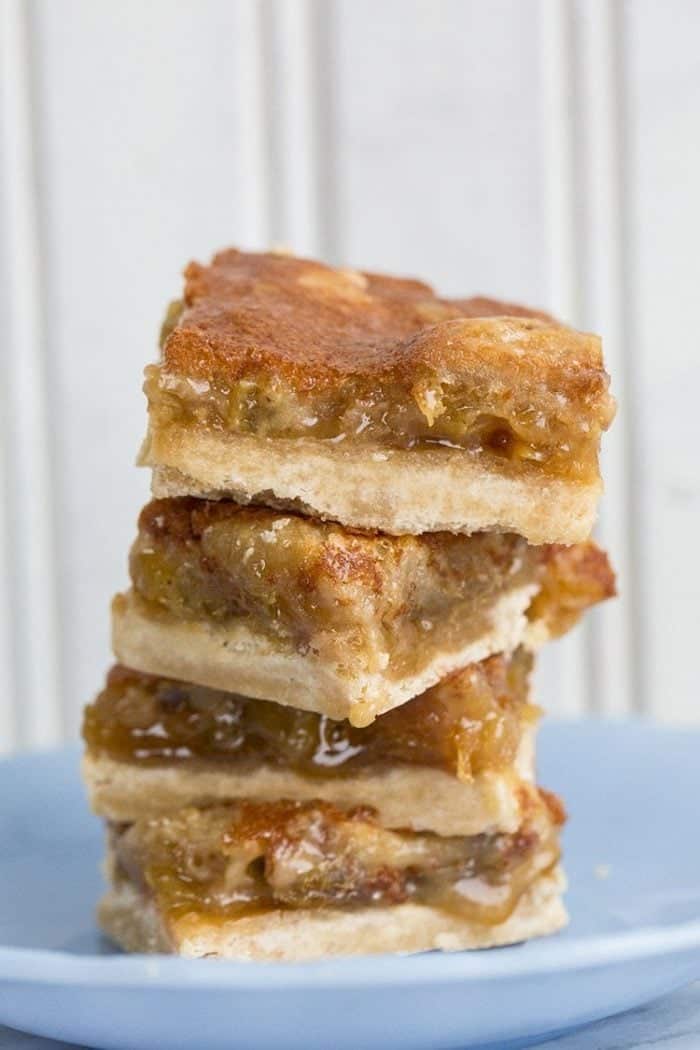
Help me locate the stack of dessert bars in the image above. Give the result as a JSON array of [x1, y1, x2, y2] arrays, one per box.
[[82, 249, 615, 961]]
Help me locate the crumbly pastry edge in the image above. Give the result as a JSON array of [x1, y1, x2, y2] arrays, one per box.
[[142, 425, 600, 545], [98, 865, 567, 960], [111, 583, 538, 726], [81, 726, 536, 836]]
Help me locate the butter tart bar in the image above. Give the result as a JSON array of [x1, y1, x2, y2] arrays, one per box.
[[139, 249, 615, 544], [112, 499, 615, 725], [82, 650, 537, 836], [99, 791, 566, 960]]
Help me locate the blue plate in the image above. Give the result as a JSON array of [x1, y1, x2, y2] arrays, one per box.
[[1, 721, 699, 1050]]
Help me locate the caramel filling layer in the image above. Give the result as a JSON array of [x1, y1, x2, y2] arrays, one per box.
[[112, 794, 563, 927], [129, 501, 540, 680], [127, 499, 614, 683], [84, 650, 537, 777], [144, 365, 606, 483]]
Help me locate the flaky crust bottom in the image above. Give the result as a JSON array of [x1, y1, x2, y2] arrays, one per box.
[[142, 426, 600, 544], [99, 866, 567, 961], [82, 728, 535, 836], [111, 584, 537, 726]]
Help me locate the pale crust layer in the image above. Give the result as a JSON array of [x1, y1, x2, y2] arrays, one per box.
[[82, 724, 535, 836], [98, 865, 567, 960], [112, 583, 537, 726], [144, 427, 600, 544]]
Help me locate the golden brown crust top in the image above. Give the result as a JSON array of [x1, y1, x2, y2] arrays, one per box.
[[160, 248, 608, 402]]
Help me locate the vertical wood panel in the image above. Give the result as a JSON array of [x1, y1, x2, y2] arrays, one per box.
[[0, 0, 16, 751], [333, 0, 548, 299], [232, 0, 271, 247], [537, 0, 590, 717], [3, 0, 699, 745], [260, 0, 322, 254], [331, 0, 593, 718], [0, 0, 62, 749], [0, 418, 15, 751], [538, 0, 639, 718], [622, 0, 700, 722], [0, 340, 16, 751], [308, 0, 341, 262], [572, 0, 639, 716], [28, 0, 270, 736]]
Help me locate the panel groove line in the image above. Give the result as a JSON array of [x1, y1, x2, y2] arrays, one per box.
[[572, 0, 641, 717], [308, 0, 341, 263], [0, 253, 16, 751], [259, 0, 286, 246], [0, 406, 16, 750], [259, 0, 323, 255], [538, 0, 591, 716], [234, 0, 273, 249], [617, 0, 698, 722], [0, 0, 63, 748], [28, 0, 276, 737], [612, 0, 647, 714], [0, 5, 18, 751]]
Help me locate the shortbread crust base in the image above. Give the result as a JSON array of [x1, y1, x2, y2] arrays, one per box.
[[83, 726, 536, 837], [99, 865, 567, 961], [112, 583, 537, 726], [142, 426, 599, 544]]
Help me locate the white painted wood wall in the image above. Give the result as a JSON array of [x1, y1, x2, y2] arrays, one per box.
[[0, 0, 698, 751]]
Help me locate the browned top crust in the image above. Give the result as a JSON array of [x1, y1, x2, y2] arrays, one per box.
[[160, 248, 608, 400], [144, 249, 615, 502]]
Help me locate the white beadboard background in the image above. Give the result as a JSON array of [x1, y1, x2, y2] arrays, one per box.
[[0, 0, 698, 752]]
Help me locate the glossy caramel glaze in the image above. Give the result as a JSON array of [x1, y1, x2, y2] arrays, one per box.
[[125, 498, 615, 677], [128, 498, 540, 679], [83, 649, 537, 777], [112, 792, 563, 925], [528, 542, 617, 638]]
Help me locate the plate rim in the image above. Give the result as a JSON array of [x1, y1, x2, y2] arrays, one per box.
[[3, 918, 700, 991]]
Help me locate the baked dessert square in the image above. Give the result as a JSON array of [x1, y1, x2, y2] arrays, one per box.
[[98, 789, 566, 960], [83, 649, 538, 837], [112, 498, 615, 725], [139, 249, 615, 544]]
